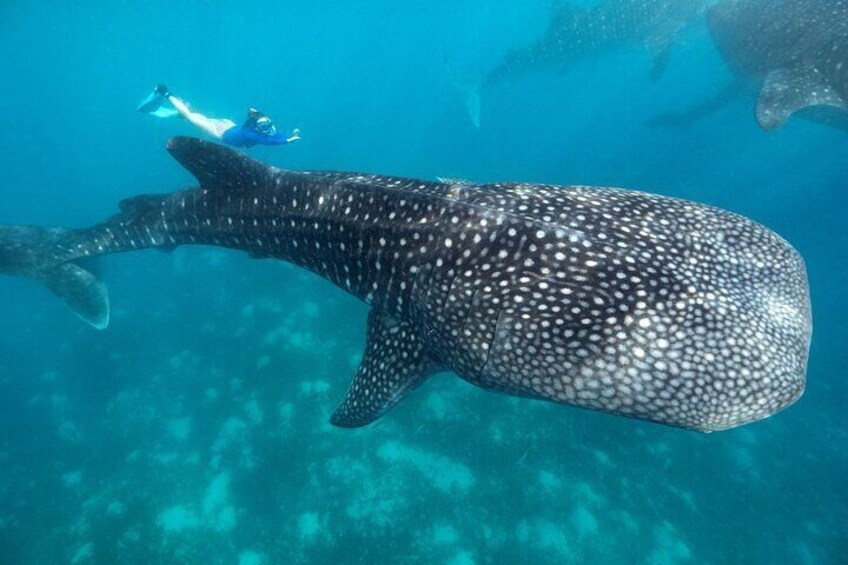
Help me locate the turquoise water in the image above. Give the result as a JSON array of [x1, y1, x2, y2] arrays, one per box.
[[0, 1, 845, 563]]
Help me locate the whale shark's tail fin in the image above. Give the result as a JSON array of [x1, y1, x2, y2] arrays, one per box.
[[0, 226, 109, 329]]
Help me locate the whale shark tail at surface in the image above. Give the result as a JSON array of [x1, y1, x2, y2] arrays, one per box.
[[0, 137, 813, 432]]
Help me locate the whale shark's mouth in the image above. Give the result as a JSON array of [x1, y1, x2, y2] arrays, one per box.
[[683, 220, 811, 432], [698, 371, 806, 432]]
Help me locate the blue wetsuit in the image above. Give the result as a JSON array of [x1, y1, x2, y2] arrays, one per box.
[[220, 125, 292, 148]]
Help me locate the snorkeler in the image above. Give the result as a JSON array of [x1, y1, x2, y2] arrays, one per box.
[[139, 84, 301, 148]]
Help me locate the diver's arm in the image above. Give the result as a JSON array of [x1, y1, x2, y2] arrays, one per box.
[[258, 128, 301, 146], [167, 96, 221, 139]]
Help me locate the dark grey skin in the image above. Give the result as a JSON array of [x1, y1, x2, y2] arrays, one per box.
[[0, 138, 812, 432], [651, 0, 848, 131]]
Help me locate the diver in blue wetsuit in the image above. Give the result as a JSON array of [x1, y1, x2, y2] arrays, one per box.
[[151, 85, 300, 147]]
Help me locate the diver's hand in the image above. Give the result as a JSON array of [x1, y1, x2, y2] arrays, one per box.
[[287, 128, 301, 143]]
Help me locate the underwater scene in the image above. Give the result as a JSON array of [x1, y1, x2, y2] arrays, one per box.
[[0, 0, 845, 563]]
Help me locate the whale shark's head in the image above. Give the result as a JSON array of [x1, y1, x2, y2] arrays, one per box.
[[698, 220, 809, 431], [532, 188, 813, 433], [646, 209, 811, 432]]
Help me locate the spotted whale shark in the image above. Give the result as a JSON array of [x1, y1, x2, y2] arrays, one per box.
[[460, 0, 709, 126], [651, 0, 848, 131], [0, 138, 811, 432]]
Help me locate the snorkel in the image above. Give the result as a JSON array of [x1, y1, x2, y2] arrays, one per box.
[[246, 108, 277, 136]]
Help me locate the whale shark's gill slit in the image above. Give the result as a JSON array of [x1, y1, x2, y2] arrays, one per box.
[[478, 307, 507, 380], [441, 274, 461, 315], [458, 287, 481, 338]]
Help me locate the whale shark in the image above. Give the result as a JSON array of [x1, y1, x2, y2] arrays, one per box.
[[460, 0, 709, 126], [0, 138, 811, 432], [650, 0, 848, 131]]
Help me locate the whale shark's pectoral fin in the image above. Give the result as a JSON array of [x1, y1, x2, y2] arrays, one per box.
[[646, 18, 689, 83], [756, 65, 847, 131], [647, 38, 673, 83], [330, 310, 441, 428]]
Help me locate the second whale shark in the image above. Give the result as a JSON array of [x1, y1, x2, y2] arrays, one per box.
[[651, 0, 848, 132], [0, 138, 812, 432], [459, 0, 710, 126]]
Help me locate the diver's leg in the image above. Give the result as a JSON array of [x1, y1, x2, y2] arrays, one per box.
[[167, 96, 231, 139]]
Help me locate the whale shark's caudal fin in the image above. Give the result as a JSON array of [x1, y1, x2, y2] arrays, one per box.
[[40, 262, 109, 329], [0, 226, 110, 329], [756, 65, 848, 131], [330, 310, 442, 428]]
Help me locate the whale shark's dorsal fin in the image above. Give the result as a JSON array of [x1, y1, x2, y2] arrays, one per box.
[[330, 310, 442, 428], [166, 136, 273, 191], [756, 65, 848, 131]]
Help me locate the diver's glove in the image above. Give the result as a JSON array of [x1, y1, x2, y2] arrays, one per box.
[[155, 84, 170, 97]]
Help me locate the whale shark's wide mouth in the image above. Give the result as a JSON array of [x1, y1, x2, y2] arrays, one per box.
[[685, 220, 812, 432], [696, 371, 807, 432]]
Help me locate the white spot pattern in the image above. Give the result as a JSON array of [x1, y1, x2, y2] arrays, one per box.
[[55, 138, 811, 432]]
